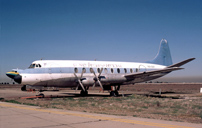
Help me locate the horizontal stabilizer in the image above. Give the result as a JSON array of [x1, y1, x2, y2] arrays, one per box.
[[167, 58, 195, 68], [125, 67, 183, 79]]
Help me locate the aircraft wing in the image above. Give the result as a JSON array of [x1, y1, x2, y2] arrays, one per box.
[[124, 67, 183, 79]]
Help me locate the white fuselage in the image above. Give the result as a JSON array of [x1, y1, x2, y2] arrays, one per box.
[[17, 60, 167, 87], [6, 39, 194, 95]]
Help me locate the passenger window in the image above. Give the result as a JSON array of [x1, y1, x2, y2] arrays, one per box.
[[117, 68, 120, 73], [97, 68, 100, 73], [36, 64, 38, 67], [90, 68, 94, 73], [124, 68, 127, 73], [39, 64, 41, 68], [111, 68, 114, 73], [130, 68, 133, 73], [82, 68, 86, 73], [74, 68, 78, 73], [104, 68, 108, 73], [136, 68, 138, 72]]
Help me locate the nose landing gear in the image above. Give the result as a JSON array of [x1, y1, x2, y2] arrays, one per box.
[[37, 93, 45, 98]]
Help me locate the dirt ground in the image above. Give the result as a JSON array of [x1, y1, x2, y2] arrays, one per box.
[[1, 83, 202, 123]]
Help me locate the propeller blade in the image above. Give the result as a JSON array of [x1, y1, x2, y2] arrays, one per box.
[[74, 73, 78, 79], [74, 73, 85, 91], [98, 68, 103, 77], [91, 68, 104, 91], [78, 79, 85, 91], [92, 83, 96, 89], [91, 68, 96, 76], [75, 85, 79, 92], [97, 79, 103, 91], [81, 68, 85, 78]]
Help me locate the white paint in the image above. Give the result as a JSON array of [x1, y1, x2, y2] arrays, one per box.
[[32, 60, 166, 69]]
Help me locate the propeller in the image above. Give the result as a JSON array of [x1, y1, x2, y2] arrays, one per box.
[[92, 68, 104, 91], [74, 69, 85, 91]]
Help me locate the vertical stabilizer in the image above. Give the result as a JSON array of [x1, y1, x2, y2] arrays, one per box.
[[148, 39, 173, 66]]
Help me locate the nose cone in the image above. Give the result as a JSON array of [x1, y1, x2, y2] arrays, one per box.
[[6, 71, 19, 79], [6, 71, 22, 84]]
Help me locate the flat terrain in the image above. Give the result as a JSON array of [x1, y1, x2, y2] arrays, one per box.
[[0, 83, 202, 124], [1, 101, 202, 128]]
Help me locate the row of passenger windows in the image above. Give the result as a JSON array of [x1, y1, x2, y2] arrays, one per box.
[[74, 68, 139, 74]]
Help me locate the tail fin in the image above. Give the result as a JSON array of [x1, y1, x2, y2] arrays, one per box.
[[147, 39, 173, 66]]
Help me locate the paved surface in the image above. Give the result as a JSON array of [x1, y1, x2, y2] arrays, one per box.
[[0, 102, 202, 128]]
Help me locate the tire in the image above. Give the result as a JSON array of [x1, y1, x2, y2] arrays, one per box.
[[115, 91, 119, 96], [38, 93, 44, 98], [80, 90, 88, 96], [21, 85, 26, 91], [110, 91, 119, 97]]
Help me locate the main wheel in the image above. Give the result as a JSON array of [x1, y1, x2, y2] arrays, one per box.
[[110, 91, 119, 97], [21, 85, 26, 91], [115, 91, 119, 96], [80, 90, 88, 96], [110, 91, 115, 97]]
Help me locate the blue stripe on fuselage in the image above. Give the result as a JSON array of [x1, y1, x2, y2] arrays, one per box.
[[18, 67, 156, 74]]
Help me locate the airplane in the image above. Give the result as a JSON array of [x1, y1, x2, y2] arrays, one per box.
[[6, 39, 195, 97]]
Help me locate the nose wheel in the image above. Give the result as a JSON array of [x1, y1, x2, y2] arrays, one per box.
[[37, 93, 45, 98], [36, 90, 45, 98]]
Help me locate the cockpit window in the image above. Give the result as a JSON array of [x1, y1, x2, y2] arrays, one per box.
[[28, 64, 42, 68], [29, 64, 35, 68]]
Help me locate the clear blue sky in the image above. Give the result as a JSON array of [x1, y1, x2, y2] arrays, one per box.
[[1, 0, 202, 82]]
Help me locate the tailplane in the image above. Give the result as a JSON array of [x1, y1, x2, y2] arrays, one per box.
[[147, 39, 173, 66]]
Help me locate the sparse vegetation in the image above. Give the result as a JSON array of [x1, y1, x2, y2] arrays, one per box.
[[1, 83, 202, 123], [3, 94, 202, 123], [5, 100, 21, 104]]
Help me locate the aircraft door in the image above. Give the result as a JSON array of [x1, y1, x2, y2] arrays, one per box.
[[48, 63, 62, 80], [138, 65, 147, 72]]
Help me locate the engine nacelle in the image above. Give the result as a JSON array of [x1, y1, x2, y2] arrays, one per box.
[[82, 77, 95, 86]]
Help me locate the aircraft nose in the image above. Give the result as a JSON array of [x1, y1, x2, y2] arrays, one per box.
[[6, 71, 22, 84], [6, 71, 18, 79], [14, 74, 22, 84]]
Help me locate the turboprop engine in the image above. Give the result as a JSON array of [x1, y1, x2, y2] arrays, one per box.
[[81, 77, 96, 86]]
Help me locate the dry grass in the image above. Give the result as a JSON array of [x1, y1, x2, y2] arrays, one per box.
[[3, 94, 202, 123]]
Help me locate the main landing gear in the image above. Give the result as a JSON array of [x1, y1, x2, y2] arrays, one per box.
[[110, 90, 119, 97], [36, 90, 45, 98], [108, 85, 120, 97], [80, 90, 88, 96]]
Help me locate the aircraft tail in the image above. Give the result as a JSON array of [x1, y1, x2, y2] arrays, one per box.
[[147, 39, 173, 66]]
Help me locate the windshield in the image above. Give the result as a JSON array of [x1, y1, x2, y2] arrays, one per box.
[[28, 63, 42, 68], [28, 64, 35, 68]]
